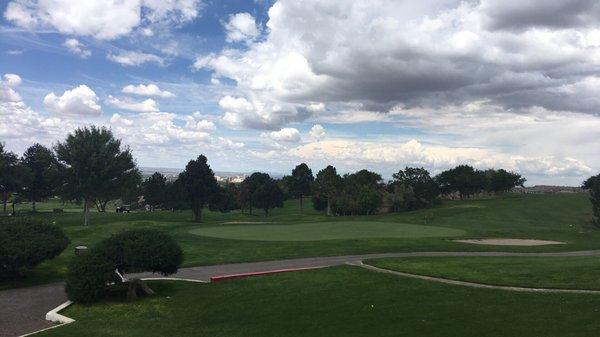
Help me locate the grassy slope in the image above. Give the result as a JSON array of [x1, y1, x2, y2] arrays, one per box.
[[189, 221, 466, 241], [367, 256, 600, 290], [2, 193, 598, 289], [39, 266, 600, 337]]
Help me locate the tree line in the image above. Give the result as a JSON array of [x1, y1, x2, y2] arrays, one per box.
[[1, 126, 527, 224]]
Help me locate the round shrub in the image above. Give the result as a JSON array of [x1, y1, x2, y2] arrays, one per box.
[[0, 218, 69, 279], [65, 253, 115, 303], [95, 228, 183, 275]]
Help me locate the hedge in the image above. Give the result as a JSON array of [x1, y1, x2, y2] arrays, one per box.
[[0, 218, 69, 279]]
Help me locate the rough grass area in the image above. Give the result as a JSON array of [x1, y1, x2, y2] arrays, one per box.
[[189, 221, 466, 241], [39, 267, 600, 337], [367, 256, 600, 289], [2, 193, 597, 289]]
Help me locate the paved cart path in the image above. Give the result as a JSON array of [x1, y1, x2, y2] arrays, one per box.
[[4, 249, 600, 337]]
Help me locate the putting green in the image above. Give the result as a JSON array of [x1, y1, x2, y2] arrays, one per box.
[[189, 221, 466, 241]]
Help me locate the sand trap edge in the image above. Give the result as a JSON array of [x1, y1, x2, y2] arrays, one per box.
[[453, 238, 566, 246]]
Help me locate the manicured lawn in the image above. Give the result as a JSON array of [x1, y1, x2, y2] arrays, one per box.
[[367, 256, 600, 290], [2, 193, 598, 289], [39, 266, 600, 337], [189, 221, 466, 241]]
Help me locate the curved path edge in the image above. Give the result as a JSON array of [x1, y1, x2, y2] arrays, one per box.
[[5, 249, 600, 337], [352, 261, 600, 294]]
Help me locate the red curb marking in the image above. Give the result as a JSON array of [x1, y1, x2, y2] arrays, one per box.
[[210, 266, 326, 282]]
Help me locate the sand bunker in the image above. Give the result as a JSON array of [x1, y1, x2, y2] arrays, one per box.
[[220, 221, 273, 225], [453, 238, 565, 246]]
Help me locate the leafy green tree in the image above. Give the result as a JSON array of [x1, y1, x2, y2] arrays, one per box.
[[583, 174, 600, 190], [590, 179, 600, 226], [313, 165, 342, 215], [239, 172, 271, 214], [21, 144, 62, 212], [252, 176, 284, 216], [435, 165, 486, 199], [486, 169, 526, 194], [356, 185, 381, 215], [163, 179, 188, 211], [94, 164, 141, 212], [332, 169, 383, 216], [55, 126, 139, 225], [0, 143, 22, 214], [209, 183, 239, 213], [142, 172, 167, 210], [289, 163, 314, 211], [391, 167, 439, 210], [178, 155, 218, 222]]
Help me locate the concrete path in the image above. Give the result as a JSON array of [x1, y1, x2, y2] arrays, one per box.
[[353, 261, 600, 294], [4, 250, 600, 337]]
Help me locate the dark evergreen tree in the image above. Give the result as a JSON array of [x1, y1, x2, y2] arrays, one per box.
[[142, 172, 167, 210], [313, 165, 342, 215], [289, 163, 314, 211], [21, 144, 62, 211], [178, 155, 218, 222]]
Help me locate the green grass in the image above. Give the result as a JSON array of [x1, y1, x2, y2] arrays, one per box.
[[38, 266, 600, 337], [189, 221, 466, 241], [367, 256, 600, 290], [2, 193, 598, 290]]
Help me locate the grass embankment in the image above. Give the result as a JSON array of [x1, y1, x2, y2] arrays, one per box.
[[2, 193, 597, 290], [367, 256, 600, 290], [38, 266, 600, 337]]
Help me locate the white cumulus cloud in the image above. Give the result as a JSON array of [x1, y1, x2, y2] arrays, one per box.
[[43, 85, 102, 116], [122, 84, 175, 98], [4, 0, 203, 40], [106, 96, 159, 113], [309, 124, 325, 140], [224, 12, 260, 42], [63, 38, 91, 58], [107, 51, 165, 67]]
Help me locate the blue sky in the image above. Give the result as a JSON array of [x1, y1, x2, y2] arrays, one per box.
[[1, 0, 600, 185]]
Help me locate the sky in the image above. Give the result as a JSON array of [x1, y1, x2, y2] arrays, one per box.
[[1, 0, 599, 185]]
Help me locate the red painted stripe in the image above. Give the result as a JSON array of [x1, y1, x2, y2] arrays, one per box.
[[210, 266, 325, 282]]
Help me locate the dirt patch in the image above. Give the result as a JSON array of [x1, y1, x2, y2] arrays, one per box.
[[453, 238, 566, 246], [220, 221, 273, 225]]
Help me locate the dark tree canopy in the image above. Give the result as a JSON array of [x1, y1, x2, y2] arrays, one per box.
[[330, 169, 383, 215], [391, 167, 439, 210], [239, 172, 271, 214], [0, 143, 22, 213], [178, 154, 218, 222], [142, 172, 167, 208], [583, 174, 600, 190], [289, 163, 314, 210], [590, 178, 600, 226], [435, 165, 486, 199], [209, 183, 239, 213], [313, 165, 342, 215], [55, 126, 139, 224], [252, 176, 284, 216], [486, 169, 526, 193], [163, 179, 188, 211], [21, 144, 62, 211]]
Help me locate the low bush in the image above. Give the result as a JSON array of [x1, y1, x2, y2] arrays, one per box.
[[65, 228, 183, 303], [65, 253, 115, 304], [95, 228, 183, 275], [0, 218, 69, 279]]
